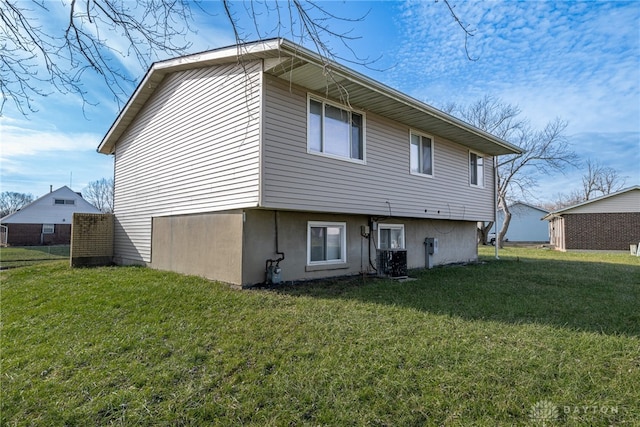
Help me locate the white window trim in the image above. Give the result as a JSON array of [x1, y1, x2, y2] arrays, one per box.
[[409, 130, 434, 178], [307, 94, 366, 165], [307, 221, 347, 266], [377, 223, 406, 249], [42, 224, 55, 234], [469, 150, 485, 188]]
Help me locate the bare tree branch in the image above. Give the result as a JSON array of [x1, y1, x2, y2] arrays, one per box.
[[450, 96, 577, 247], [82, 177, 114, 213], [1, 0, 195, 116], [0, 192, 34, 218], [442, 0, 478, 61], [2, 0, 477, 117]]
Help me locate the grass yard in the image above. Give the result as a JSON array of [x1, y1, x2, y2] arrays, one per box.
[[0, 245, 70, 269], [1, 247, 639, 426]]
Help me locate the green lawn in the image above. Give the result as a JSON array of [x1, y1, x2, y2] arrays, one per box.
[[2, 248, 639, 426], [0, 245, 70, 269]]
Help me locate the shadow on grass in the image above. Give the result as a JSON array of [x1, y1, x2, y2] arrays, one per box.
[[271, 255, 640, 337]]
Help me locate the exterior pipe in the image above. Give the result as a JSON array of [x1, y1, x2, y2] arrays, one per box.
[[494, 156, 499, 260]]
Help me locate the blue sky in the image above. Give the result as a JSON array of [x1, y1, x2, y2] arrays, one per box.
[[1, 0, 639, 204]]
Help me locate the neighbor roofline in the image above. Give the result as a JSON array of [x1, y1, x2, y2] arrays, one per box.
[[542, 185, 640, 220]]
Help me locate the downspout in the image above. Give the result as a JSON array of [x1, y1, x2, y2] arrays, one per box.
[[257, 59, 265, 209], [494, 156, 499, 260]]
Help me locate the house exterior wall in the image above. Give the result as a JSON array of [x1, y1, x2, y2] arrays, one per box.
[[151, 211, 244, 285], [4, 223, 71, 246], [1, 186, 100, 225], [548, 216, 565, 250], [565, 189, 639, 214], [261, 75, 496, 222], [107, 61, 498, 280], [497, 204, 549, 242], [563, 212, 640, 250], [1, 186, 100, 246], [240, 209, 478, 286], [112, 61, 263, 264]]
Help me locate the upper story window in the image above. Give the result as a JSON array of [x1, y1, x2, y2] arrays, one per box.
[[469, 152, 484, 187], [54, 199, 75, 205], [410, 131, 433, 176], [308, 96, 364, 162]]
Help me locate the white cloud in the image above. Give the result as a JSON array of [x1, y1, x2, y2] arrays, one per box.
[[0, 119, 111, 195], [1, 124, 100, 159], [391, 0, 640, 134]]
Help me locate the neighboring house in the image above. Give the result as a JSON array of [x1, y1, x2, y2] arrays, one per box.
[[496, 202, 549, 243], [97, 38, 521, 287], [543, 186, 640, 251], [0, 186, 101, 246]]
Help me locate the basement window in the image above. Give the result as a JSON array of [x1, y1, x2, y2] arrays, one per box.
[[307, 221, 347, 265], [378, 224, 405, 249]]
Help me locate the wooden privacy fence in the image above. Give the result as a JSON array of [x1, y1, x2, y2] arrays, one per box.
[[70, 213, 114, 267]]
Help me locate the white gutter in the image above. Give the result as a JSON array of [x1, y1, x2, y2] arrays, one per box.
[[278, 39, 523, 156]]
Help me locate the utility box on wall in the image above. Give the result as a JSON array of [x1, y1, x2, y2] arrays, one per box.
[[425, 237, 438, 255]]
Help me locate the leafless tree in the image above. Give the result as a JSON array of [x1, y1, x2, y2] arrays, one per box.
[[580, 159, 626, 200], [2, 0, 475, 117], [0, 191, 34, 218], [545, 159, 627, 210], [1, 0, 196, 115], [543, 189, 583, 212], [82, 178, 114, 213], [0, 0, 368, 116], [449, 96, 578, 247]]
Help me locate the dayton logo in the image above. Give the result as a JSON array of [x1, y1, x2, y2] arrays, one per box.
[[529, 400, 559, 424]]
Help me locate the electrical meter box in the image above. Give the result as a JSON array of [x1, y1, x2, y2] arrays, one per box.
[[425, 237, 438, 255]]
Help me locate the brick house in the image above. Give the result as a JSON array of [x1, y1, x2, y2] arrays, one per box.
[[0, 186, 101, 246], [544, 186, 640, 251]]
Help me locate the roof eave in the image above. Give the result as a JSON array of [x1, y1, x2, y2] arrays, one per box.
[[97, 39, 284, 154], [275, 40, 522, 156], [98, 38, 523, 157], [544, 185, 640, 217]]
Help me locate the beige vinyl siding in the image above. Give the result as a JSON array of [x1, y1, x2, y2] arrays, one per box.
[[113, 62, 262, 263], [565, 189, 639, 214], [262, 75, 495, 221]]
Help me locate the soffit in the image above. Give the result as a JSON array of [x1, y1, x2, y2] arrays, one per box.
[[265, 55, 520, 156]]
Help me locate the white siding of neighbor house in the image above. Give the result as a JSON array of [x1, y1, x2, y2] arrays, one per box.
[[113, 62, 262, 263], [1, 186, 100, 224], [261, 75, 495, 221], [564, 189, 639, 214], [497, 203, 549, 242]]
